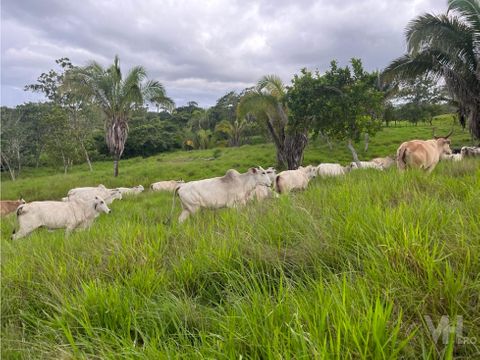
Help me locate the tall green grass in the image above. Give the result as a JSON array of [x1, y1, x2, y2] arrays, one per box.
[[1, 116, 479, 359]]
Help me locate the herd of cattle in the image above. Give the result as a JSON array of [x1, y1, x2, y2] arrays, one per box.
[[1, 135, 479, 239]]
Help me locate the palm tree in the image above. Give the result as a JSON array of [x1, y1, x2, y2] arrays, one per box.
[[237, 75, 297, 168], [214, 118, 251, 147], [382, 0, 480, 139], [63, 56, 174, 176]]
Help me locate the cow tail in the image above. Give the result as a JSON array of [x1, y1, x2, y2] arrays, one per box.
[[397, 145, 407, 170], [16, 205, 26, 216], [275, 175, 282, 194], [164, 186, 180, 225]]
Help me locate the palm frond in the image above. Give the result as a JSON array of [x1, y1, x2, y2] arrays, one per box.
[[257, 74, 286, 98], [448, 0, 480, 32]]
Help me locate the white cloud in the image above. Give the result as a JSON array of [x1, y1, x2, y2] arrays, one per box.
[[1, 0, 446, 108]]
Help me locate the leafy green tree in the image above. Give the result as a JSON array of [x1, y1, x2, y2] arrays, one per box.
[[123, 118, 181, 157], [209, 91, 241, 129], [394, 76, 447, 125], [62, 55, 174, 176], [42, 106, 80, 174], [193, 129, 214, 149], [172, 102, 202, 127], [214, 118, 253, 147], [382, 0, 480, 139], [287, 59, 384, 164], [26, 58, 101, 171], [0, 107, 29, 180]]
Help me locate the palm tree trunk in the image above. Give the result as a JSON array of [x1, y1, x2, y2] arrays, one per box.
[[265, 115, 287, 168], [284, 132, 308, 170], [113, 154, 120, 177], [468, 104, 480, 140], [106, 118, 128, 177]]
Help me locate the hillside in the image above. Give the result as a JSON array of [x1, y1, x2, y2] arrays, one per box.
[[1, 116, 479, 359]]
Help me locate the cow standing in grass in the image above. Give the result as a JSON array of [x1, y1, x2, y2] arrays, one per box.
[[176, 167, 272, 223], [396, 132, 453, 173], [250, 167, 278, 201], [12, 197, 111, 239], [0, 199, 26, 216], [316, 163, 348, 177], [64, 185, 122, 204], [275, 165, 317, 194], [151, 180, 184, 192]]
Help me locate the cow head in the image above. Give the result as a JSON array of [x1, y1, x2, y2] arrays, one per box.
[[94, 196, 111, 214], [303, 165, 317, 179], [249, 167, 272, 187], [109, 189, 123, 201], [265, 167, 277, 182], [135, 185, 145, 192], [434, 131, 453, 156]]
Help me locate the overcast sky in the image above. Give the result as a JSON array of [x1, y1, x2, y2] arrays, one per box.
[[1, 0, 445, 108]]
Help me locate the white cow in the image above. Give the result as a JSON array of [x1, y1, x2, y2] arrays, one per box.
[[371, 156, 396, 169], [461, 146, 480, 157], [275, 165, 317, 194], [250, 167, 278, 201], [117, 185, 144, 195], [442, 153, 463, 162], [64, 186, 122, 204], [349, 161, 384, 170], [316, 163, 347, 177], [151, 180, 184, 192], [176, 167, 272, 222], [12, 196, 111, 239]]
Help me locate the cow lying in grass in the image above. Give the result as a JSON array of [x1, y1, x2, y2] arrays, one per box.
[[12, 196, 111, 240], [371, 156, 396, 169], [349, 161, 384, 170], [117, 185, 144, 195], [461, 146, 480, 157]]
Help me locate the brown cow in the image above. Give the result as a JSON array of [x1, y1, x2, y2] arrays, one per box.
[[396, 132, 453, 173], [0, 199, 26, 216]]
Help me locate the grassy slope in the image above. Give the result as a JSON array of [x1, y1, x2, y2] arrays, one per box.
[[1, 116, 479, 359]]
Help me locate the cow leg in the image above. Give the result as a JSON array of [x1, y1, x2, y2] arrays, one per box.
[[178, 210, 191, 223], [11, 225, 36, 240], [65, 225, 77, 237]]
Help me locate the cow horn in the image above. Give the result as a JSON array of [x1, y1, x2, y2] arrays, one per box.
[[444, 129, 453, 138]]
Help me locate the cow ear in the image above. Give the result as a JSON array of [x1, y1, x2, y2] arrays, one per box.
[[249, 167, 257, 173]]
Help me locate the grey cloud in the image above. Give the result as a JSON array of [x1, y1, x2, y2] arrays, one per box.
[[1, 0, 446, 108]]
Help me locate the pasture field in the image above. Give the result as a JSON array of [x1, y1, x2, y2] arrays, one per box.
[[1, 116, 479, 359]]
